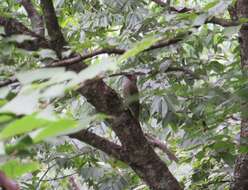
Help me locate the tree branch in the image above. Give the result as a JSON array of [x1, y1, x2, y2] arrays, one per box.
[[109, 66, 200, 79], [151, 0, 192, 13], [19, 0, 44, 36], [0, 6, 183, 189], [49, 48, 125, 67], [40, 0, 67, 57], [40, 172, 77, 182], [77, 79, 182, 189], [50, 34, 189, 67], [0, 16, 49, 50], [69, 129, 128, 162], [207, 17, 240, 27]]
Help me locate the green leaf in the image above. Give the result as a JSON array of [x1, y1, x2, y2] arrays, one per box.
[[207, 0, 231, 15], [37, 49, 58, 59], [5, 136, 33, 155], [151, 96, 162, 115], [41, 83, 67, 99], [193, 13, 208, 26], [0, 115, 50, 140], [6, 34, 35, 43], [0, 26, 5, 35], [240, 145, 248, 153], [16, 68, 66, 84], [0, 160, 39, 179], [203, 0, 220, 11], [239, 18, 248, 23], [31, 118, 78, 142], [80, 167, 106, 180], [69, 57, 117, 86], [161, 100, 168, 118], [118, 35, 159, 63], [0, 142, 5, 155], [223, 26, 241, 38], [0, 115, 14, 126], [176, 12, 197, 21], [0, 87, 10, 99], [0, 87, 40, 115]]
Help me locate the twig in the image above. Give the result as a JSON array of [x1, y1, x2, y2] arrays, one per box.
[[35, 163, 57, 189], [39, 172, 78, 182], [50, 34, 189, 67], [108, 66, 200, 79]]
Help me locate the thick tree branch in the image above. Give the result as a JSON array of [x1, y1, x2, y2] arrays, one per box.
[[231, 1, 248, 189], [40, 0, 67, 57], [77, 79, 182, 190], [69, 129, 128, 162], [0, 16, 36, 36], [19, 0, 44, 36]]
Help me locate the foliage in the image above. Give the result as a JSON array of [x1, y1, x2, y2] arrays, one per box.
[[0, 0, 243, 189]]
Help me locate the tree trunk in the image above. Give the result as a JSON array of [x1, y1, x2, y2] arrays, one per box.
[[231, 1, 248, 189], [78, 80, 182, 190], [0, 1, 183, 189]]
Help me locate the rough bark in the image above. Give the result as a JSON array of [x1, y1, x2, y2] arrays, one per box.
[[0, 17, 49, 50], [0, 1, 183, 189], [77, 80, 182, 190], [40, 0, 67, 57], [19, 0, 44, 36], [231, 1, 248, 189], [69, 129, 128, 162]]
